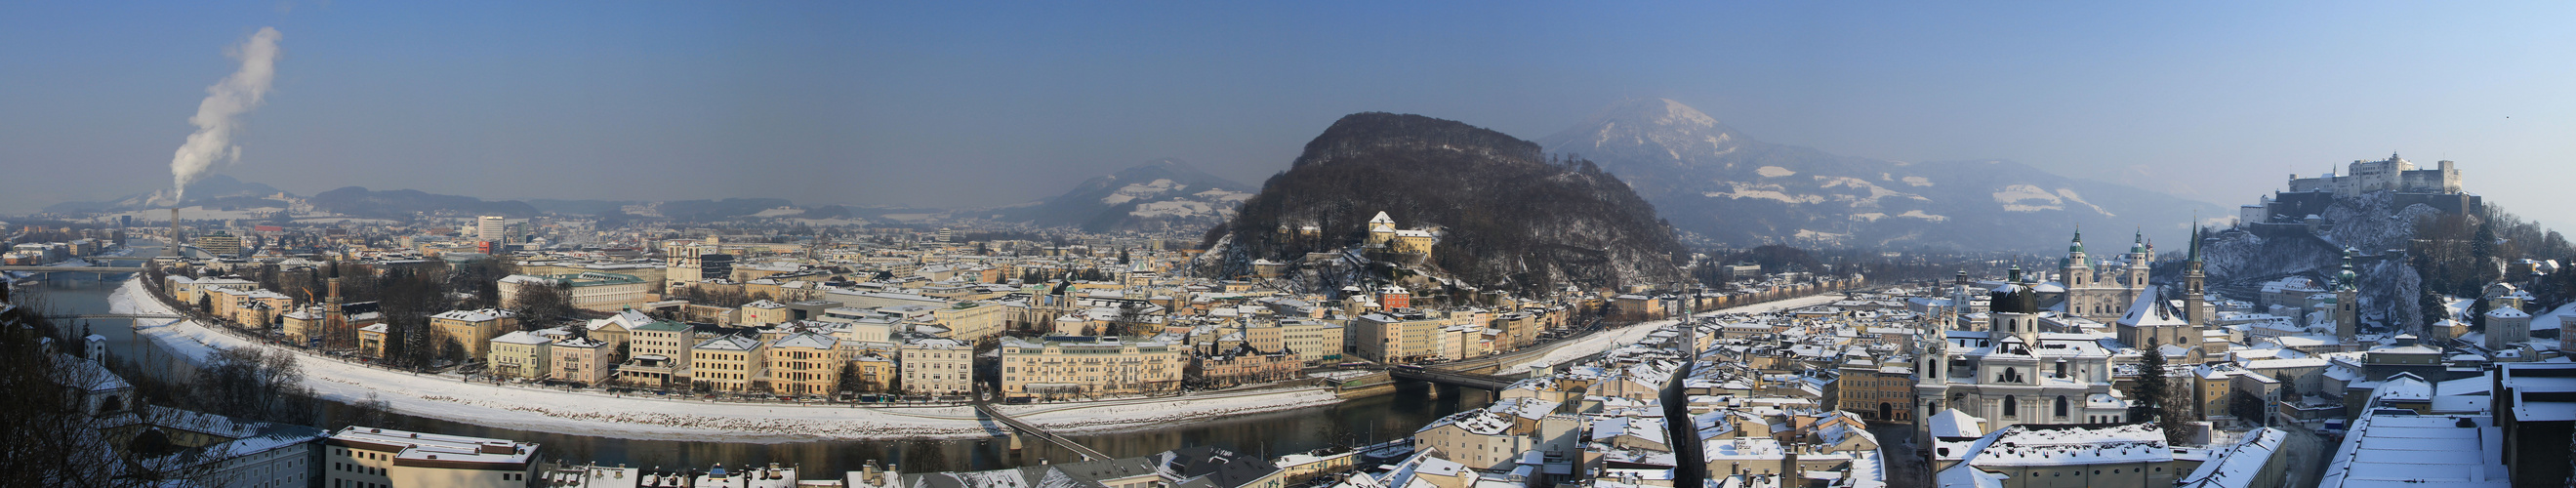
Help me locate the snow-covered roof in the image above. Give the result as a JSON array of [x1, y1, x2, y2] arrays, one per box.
[[1961, 423, 2170, 468], [431, 308, 514, 322], [1927, 409, 1985, 438], [2177, 427, 2285, 488]]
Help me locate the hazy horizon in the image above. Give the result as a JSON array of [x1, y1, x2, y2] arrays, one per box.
[[5, 1, 2573, 230]]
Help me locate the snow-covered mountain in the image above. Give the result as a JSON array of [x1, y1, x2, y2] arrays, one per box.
[[1003, 158, 1254, 233], [1536, 98, 2224, 251]]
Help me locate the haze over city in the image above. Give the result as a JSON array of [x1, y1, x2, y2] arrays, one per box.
[[4, 1, 2574, 229]]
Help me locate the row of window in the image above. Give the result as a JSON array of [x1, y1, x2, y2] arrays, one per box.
[[2026, 467, 2162, 477]]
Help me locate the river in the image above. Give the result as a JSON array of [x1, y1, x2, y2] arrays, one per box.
[[24, 243, 1487, 473]]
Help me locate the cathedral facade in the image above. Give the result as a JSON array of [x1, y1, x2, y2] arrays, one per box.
[[1916, 267, 2132, 443], [2061, 229, 2152, 322]]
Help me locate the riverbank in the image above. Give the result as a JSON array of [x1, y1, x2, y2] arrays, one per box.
[[107, 276, 1343, 442]]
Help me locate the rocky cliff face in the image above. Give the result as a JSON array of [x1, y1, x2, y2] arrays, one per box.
[[1536, 98, 2222, 251], [1200, 112, 1686, 294], [2193, 191, 2446, 332]]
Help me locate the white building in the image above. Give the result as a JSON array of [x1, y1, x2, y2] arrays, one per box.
[[1917, 268, 2131, 440]]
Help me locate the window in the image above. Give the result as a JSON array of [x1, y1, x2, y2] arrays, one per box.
[[2055, 395, 2069, 418], [2004, 396, 2019, 418]]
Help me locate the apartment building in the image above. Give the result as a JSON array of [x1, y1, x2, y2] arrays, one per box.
[[900, 338, 973, 396], [767, 332, 843, 396], [999, 336, 1184, 400], [550, 337, 610, 386], [325, 427, 540, 488], [617, 319, 693, 388], [488, 331, 552, 381], [691, 335, 766, 392], [429, 308, 517, 361]]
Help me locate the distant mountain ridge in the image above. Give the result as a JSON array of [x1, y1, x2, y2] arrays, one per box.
[[1537, 98, 2223, 251], [39, 177, 841, 223], [1201, 112, 1686, 293], [42, 175, 284, 214], [1002, 158, 1254, 233]]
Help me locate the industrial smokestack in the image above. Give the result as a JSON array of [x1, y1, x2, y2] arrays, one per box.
[[169, 208, 182, 258], [168, 27, 282, 202]]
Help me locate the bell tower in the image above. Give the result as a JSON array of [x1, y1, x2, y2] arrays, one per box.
[[2184, 225, 2207, 327]]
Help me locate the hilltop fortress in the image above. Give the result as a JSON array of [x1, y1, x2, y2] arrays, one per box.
[[2239, 153, 2481, 227]]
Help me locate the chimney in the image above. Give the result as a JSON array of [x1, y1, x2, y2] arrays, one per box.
[[168, 208, 182, 258]]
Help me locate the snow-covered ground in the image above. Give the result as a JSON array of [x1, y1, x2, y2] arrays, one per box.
[[1502, 293, 1845, 373], [108, 277, 1341, 442]]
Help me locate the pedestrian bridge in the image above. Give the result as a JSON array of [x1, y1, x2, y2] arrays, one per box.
[[0, 265, 147, 273], [974, 403, 1110, 461], [1389, 368, 1520, 390]]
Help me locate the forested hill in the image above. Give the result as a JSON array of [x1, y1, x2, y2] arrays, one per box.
[[1201, 112, 1687, 293]]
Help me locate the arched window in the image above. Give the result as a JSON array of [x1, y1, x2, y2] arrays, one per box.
[[2055, 395, 2069, 418], [2004, 395, 2019, 418]]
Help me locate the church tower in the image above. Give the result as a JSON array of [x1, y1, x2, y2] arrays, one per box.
[[2335, 249, 2360, 344], [325, 261, 348, 350], [1991, 266, 2043, 346], [2184, 226, 2207, 327], [2126, 231, 2152, 290], [2065, 228, 2092, 286], [1915, 269, 1970, 452]]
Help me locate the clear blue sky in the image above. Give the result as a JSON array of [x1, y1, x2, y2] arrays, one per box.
[[3, 1, 2572, 230]]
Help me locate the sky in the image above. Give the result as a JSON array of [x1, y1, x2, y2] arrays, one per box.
[[2, 1, 2572, 229]]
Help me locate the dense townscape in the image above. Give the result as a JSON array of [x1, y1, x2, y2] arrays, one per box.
[[8, 4, 2576, 486], [9, 152, 2576, 488]]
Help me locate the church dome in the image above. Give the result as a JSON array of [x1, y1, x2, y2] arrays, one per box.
[[1989, 266, 2041, 314]]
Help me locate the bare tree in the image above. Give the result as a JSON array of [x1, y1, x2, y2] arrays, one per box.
[[511, 280, 576, 329], [190, 346, 314, 425]]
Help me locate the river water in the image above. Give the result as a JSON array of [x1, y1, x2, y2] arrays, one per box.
[[27, 244, 1486, 473]]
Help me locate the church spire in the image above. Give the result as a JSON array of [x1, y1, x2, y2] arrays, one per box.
[[2188, 226, 2201, 263], [2337, 248, 2359, 291]]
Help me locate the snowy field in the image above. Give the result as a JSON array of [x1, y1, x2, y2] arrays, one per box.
[[109, 277, 1341, 442], [1502, 293, 1845, 373]]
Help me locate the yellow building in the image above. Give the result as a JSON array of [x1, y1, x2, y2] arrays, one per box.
[[932, 301, 1008, 342], [498, 272, 650, 312], [998, 336, 1184, 400], [356, 323, 389, 360], [739, 300, 791, 326], [488, 331, 552, 381], [581, 309, 650, 363], [690, 335, 765, 392], [1365, 211, 1438, 256], [281, 306, 325, 346], [765, 332, 843, 396], [1279, 319, 1345, 364], [900, 338, 974, 396], [849, 351, 896, 394], [1352, 311, 1452, 363], [429, 308, 519, 361], [324, 427, 540, 488], [618, 319, 694, 388]]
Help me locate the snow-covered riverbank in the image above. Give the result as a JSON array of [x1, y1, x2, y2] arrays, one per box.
[[107, 277, 1342, 442], [1502, 293, 1845, 373]]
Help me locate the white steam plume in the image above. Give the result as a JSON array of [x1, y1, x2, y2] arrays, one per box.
[[170, 26, 283, 203]]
